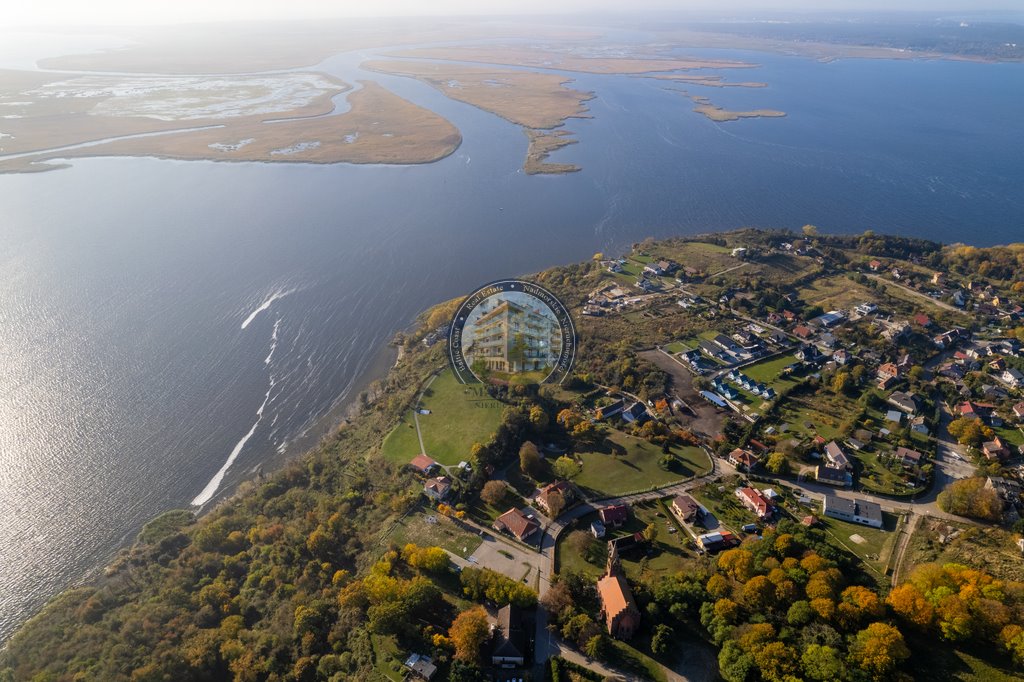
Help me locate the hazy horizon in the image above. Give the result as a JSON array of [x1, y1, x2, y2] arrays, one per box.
[[3, 1, 1023, 29]]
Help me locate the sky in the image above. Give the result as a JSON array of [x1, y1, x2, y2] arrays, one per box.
[[2, 0, 1021, 28]]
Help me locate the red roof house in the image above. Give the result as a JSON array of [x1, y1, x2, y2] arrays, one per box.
[[493, 508, 540, 541], [409, 454, 439, 474]]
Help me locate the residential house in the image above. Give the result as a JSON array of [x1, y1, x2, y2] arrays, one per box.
[[886, 410, 904, 424], [491, 605, 526, 667], [822, 494, 883, 528], [597, 545, 641, 639], [696, 531, 737, 553], [728, 448, 760, 471], [404, 654, 437, 681], [1002, 368, 1024, 388], [596, 399, 625, 420], [910, 416, 930, 435], [888, 391, 920, 414], [713, 334, 742, 354], [869, 260, 882, 271], [735, 487, 773, 519], [825, 441, 851, 469], [793, 325, 814, 340], [811, 310, 845, 327], [535, 481, 575, 517], [816, 466, 852, 487], [671, 494, 703, 523], [982, 437, 1011, 461], [894, 447, 923, 468], [644, 259, 677, 276], [621, 401, 650, 424], [1013, 402, 1024, 421], [855, 302, 878, 316], [493, 508, 540, 542], [423, 476, 452, 501], [600, 504, 630, 528], [913, 313, 932, 328], [878, 363, 900, 382], [833, 349, 849, 365], [409, 454, 439, 475]]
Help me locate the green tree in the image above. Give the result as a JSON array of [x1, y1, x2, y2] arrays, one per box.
[[480, 480, 508, 507], [718, 640, 755, 682], [519, 441, 542, 477], [553, 456, 581, 479], [936, 477, 1002, 521], [584, 633, 610, 660], [766, 452, 789, 475], [801, 644, 845, 681], [787, 600, 814, 627], [850, 622, 910, 680], [529, 405, 549, 430], [642, 522, 658, 543], [651, 623, 674, 656]]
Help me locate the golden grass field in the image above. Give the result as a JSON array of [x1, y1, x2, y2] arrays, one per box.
[[365, 60, 594, 174], [363, 60, 593, 130], [0, 80, 461, 172], [681, 92, 786, 122], [523, 129, 579, 175]]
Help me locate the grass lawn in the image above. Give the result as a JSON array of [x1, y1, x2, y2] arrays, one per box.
[[381, 369, 505, 466], [371, 634, 405, 681], [664, 341, 692, 354], [555, 500, 696, 582], [380, 412, 422, 463], [775, 393, 859, 442], [573, 430, 710, 498], [995, 424, 1024, 447], [386, 509, 483, 560], [909, 636, 1022, 682], [743, 353, 801, 395], [815, 511, 899, 576], [610, 641, 668, 682], [854, 449, 917, 497], [799, 274, 879, 312], [905, 517, 1024, 582], [689, 478, 758, 533]]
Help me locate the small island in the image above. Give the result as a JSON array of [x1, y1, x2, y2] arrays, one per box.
[[365, 60, 593, 175]]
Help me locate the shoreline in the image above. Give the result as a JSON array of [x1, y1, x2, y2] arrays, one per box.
[[0, 336, 401, 647]]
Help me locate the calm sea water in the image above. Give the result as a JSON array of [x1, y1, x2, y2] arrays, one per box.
[[0, 40, 1022, 639]]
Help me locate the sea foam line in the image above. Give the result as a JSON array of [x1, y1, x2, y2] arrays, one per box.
[[191, 381, 272, 507], [241, 289, 294, 329], [265, 319, 280, 364]]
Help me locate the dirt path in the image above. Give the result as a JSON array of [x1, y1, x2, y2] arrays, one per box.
[[411, 372, 439, 455], [866, 273, 960, 313], [890, 512, 921, 585]]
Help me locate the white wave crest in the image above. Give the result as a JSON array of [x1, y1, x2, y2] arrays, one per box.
[[241, 289, 293, 329]]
